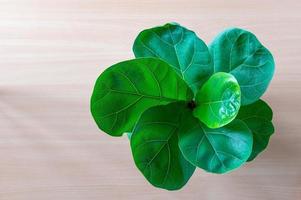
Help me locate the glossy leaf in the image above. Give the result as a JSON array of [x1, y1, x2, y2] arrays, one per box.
[[237, 100, 274, 161], [209, 28, 275, 105], [131, 102, 195, 190], [133, 23, 212, 94], [193, 72, 241, 129], [90, 58, 193, 136], [178, 116, 253, 174]]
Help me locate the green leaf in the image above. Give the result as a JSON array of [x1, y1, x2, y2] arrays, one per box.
[[209, 28, 275, 105], [178, 116, 253, 174], [193, 72, 241, 129], [237, 100, 274, 161], [133, 23, 213, 94], [90, 58, 193, 136], [131, 102, 196, 190]]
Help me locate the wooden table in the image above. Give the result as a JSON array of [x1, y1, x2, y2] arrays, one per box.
[[0, 0, 300, 199]]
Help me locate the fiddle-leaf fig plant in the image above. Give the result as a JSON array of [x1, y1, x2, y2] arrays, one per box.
[[90, 23, 275, 190]]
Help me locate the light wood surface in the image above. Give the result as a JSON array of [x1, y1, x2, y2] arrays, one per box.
[[0, 0, 300, 199]]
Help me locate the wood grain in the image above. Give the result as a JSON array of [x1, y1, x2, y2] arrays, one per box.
[[0, 0, 300, 199]]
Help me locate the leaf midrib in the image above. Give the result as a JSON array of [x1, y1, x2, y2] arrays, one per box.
[[167, 26, 184, 80], [92, 89, 181, 109], [199, 125, 227, 170], [142, 127, 178, 186], [144, 127, 176, 166]]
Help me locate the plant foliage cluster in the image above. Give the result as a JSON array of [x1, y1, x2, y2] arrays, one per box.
[[90, 23, 275, 190]]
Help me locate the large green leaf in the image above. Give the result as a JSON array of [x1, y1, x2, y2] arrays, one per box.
[[90, 58, 193, 136], [178, 115, 252, 174], [237, 100, 274, 161], [209, 28, 275, 105], [193, 72, 241, 129], [133, 23, 212, 94], [131, 102, 195, 190]]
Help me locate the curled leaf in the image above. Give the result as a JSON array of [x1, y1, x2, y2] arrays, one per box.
[[193, 72, 241, 129]]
